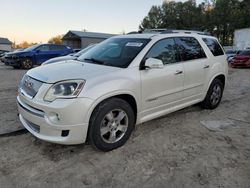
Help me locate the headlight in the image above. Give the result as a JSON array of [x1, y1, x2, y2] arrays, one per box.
[[44, 80, 85, 102]]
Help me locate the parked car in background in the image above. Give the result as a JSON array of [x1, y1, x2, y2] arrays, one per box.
[[42, 44, 96, 66], [4, 44, 73, 69], [73, 48, 82, 53], [225, 49, 237, 60], [0, 49, 25, 63], [0, 50, 9, 57], [0, 50, 10, 62], [231, 50, 250, 68], [17, 31, 228, 151]]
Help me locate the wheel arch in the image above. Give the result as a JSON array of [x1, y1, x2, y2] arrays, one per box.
[[85, 92, 138, 142], [206, 73, 226, 93]]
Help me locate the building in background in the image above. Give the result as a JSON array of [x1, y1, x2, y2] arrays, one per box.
[[62, 30, 116, 49], [0, 37, 12, 52], [234, 28, 250, 50]]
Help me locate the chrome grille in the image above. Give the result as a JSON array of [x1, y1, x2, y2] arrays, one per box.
[[19, 75, 43, 98]]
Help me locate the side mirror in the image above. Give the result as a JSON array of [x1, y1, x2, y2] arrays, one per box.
[[36, 49, 40, 53], [144, 58, 164, 69]]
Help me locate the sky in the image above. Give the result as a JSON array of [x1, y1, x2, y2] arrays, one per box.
[[0, 0, 203, 44]]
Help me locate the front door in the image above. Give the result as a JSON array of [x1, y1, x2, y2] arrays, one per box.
[[34, 44, 51, 64], [140, 38, 184, 116]]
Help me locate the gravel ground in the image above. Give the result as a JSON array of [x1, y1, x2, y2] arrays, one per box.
[[0, 63, 249, 188]]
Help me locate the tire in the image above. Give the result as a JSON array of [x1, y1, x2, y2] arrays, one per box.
[[201, 79, 224, 109], [21, 58, 33, 69], [88, 98, 135, 151]]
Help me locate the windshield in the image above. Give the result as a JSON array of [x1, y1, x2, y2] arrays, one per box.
[[77, 38, 151, 68], [226, 50, 236, 54], [23, 44, 40, 52], [239, 50, 250, 56], [73, 44, 96, 57]]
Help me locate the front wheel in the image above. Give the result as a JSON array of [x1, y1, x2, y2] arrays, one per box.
[[88, 98, 135, 151], [21, 58, 33, 69], [201, 79, 224, 109]]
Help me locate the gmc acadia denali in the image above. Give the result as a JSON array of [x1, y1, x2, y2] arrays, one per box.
[[17, 30, 228, 151]]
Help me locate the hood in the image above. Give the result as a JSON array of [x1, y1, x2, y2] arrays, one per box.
[[6, 51, 29, 57], [235, 56, 250, 60], [27, 60, 121, 83]]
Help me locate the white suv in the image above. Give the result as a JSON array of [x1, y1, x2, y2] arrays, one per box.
[[17, 31, 228, 151]]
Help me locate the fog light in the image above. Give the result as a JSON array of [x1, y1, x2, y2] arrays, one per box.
[[48, 112, 60, 123]]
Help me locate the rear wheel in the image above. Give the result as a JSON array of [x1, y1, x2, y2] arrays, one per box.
[[21, 58, 33, 69], [88, 98, 135, 151], [201, 79, 224, 109]]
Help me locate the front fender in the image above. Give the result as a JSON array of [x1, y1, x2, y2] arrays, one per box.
[[84, 89, 138, 125]]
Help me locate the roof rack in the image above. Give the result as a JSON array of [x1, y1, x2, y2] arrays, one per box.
[[127, 29, 210, 36]]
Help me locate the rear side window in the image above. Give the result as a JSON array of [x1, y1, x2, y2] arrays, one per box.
[[202, 38, 224, 56], [175, 37, 206, 61], [50, 45, 65, 51]]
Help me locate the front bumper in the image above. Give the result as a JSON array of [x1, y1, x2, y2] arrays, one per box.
[[5, 58, 21, 66], [17, 94, 94, 145]]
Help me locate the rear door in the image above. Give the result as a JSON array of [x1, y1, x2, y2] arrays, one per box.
[[175, 37, 208, 101]]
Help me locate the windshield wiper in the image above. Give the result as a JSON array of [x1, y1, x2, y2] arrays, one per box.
[[84, 58, 105, 65]]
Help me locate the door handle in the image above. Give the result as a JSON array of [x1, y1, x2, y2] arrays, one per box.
[[204, 65, 210, 69], [175, 70, 183, 75]]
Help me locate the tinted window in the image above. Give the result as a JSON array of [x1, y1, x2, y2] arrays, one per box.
[[175, 37, 206, 61], [239, 50, 250, 56], [37, 45, 50, 51], [145, 38, 179, 64], [58, 45, 66, 50], [226, 50, 236, 54], [202, 38, 224, 56], [78, 38, 150, 68], [50, 45, 65, 51]]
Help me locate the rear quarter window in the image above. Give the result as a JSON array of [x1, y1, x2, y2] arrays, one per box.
[[202, 38, 224, 56]]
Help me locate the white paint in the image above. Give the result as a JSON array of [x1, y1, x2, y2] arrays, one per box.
[[234, 28, 250, 50]]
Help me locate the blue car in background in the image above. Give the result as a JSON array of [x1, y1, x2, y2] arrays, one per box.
[[4, 44, 73, 69]]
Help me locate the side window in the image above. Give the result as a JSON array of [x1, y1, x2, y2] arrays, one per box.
[[37, 45, 50, 52], [175, 37, 206, 61], [145, 38, 178, 65], [202, 38, 224, 56], [58, 45, 66, 50], [50, 45, 62, 51]]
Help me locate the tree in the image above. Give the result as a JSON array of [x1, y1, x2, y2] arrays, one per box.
[[139, 5, 164, 30], [48, 35, 62, 44], [15, 41, 37, 49], [139, 0, 250, 46]]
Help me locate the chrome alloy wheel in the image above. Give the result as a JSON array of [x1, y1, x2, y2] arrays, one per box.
[[210, 84, 222, 106], [100, 109, 129, 143], [22, 59, 33, 69]]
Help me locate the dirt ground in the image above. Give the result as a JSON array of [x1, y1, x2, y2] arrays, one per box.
[[0, 63, 249, 188]]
